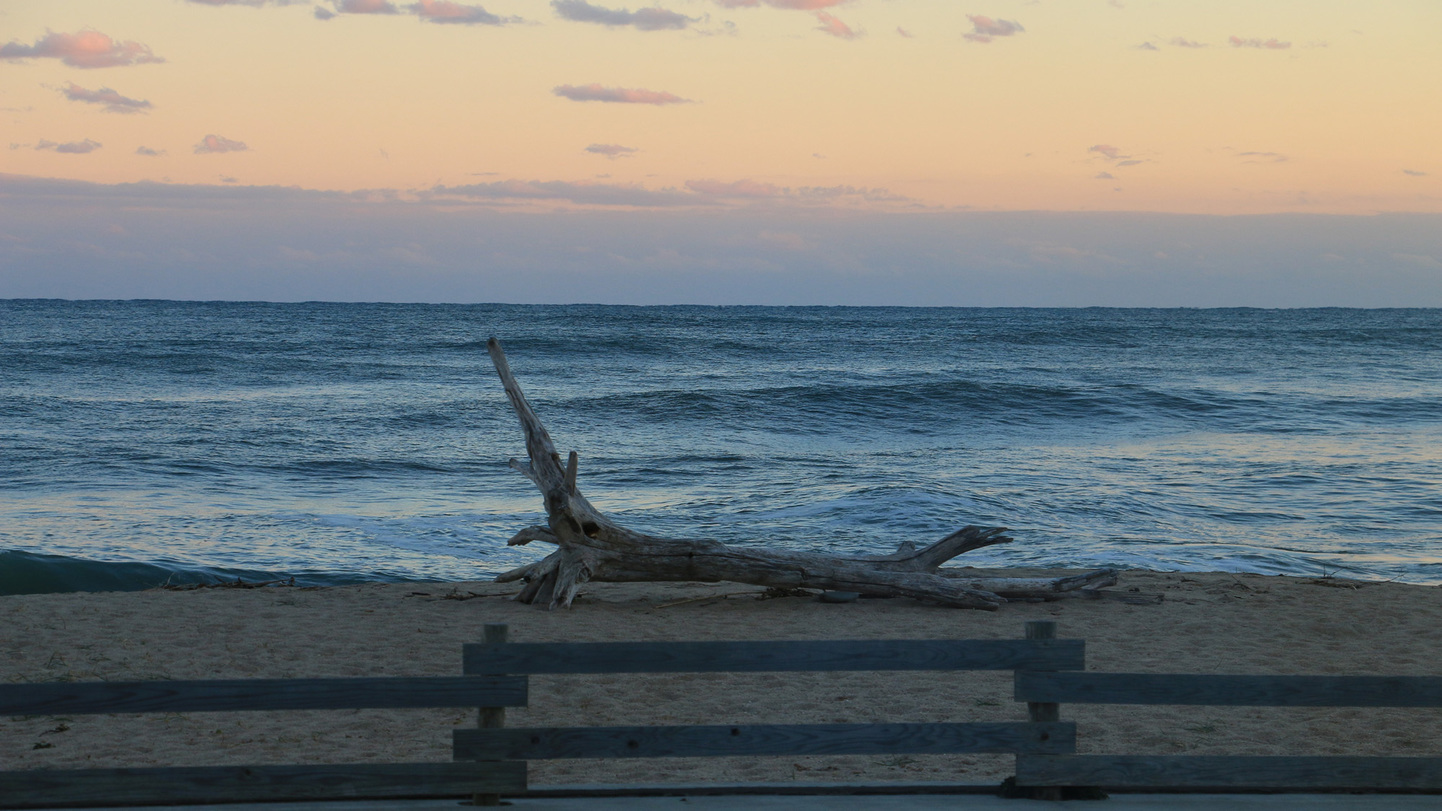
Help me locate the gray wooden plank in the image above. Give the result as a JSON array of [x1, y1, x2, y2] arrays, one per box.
[[0, 676, 527, 716], [454, 722, 1075, 760], [1015, 671, 1442, 707], [0, 761, 526, 809], [1016, 754, 1442, 789], [464, 639, 1084, 675]]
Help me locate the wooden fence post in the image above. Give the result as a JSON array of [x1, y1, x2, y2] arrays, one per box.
[[1024, 620, 1062, 802], [473, 623, 509, 807]]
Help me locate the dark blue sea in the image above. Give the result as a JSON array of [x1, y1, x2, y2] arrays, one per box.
[[2, 301, 1440, 595]]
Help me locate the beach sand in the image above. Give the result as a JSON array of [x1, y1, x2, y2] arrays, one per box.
[[3, 571, 1441, 787]]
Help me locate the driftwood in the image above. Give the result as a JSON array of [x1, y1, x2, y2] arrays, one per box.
[[487, 338, 1118, 610]]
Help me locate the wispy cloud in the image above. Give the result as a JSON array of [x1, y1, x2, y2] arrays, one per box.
[[432, 179, 702, 207], [794, 184, 913, 204], [426, 176, 913, 209], [314, 6, 338, 18], [686, 178, 782, 198], [62, 83, 152, 114], [553, 0, 691, 30], [964, 15, 1024, 43], [194, 134, 249, 154], [1229, 35, 1290, 49], [0, 29, 165, 69], [1391, 252, 1442, 270], [1170, 36, 1206, 48], [136, 146, 166, 157], [36, 138, 104, 154], [411, 0, 514, 24], [815, 11, 859, 39], [1136, 41, 1158, 51], [1094, 171, 1115, 179], [715, 0, 845, 8], [1236, 150, 1287, 163], [1403, 169, 1428, 177], [1088, 144, 1147, 167], [554, 84, 691, 104], [334, 0, 400, 13], [896, 27, 913, 38], [586, 143, 639, 158], [187, 0, 308, 5]]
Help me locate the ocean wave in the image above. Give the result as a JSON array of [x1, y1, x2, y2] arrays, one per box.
[[0, 549, 442, 596]]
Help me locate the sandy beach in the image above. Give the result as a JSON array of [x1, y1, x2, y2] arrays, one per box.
[[4, 571, 1441, 787]]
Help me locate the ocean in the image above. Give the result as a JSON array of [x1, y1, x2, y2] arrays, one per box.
[[2, 300, 1439, 595]]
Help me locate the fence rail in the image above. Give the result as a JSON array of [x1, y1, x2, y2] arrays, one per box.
[[0, 675, 528, 716], [463, 638, 1085, 674], [1013, 654, 1442, 791], [454, 721, 1075, 760], [1017, 755, 1442, 790], [0, 762, 525, 809], [1015, 671, 1442, 707]]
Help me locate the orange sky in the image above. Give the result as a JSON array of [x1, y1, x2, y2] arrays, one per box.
[[3, 1, 1441, 304], [4, 0, 1439, 214]]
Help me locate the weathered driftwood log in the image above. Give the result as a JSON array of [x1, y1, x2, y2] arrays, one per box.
[[487, 338, 1117, 610]]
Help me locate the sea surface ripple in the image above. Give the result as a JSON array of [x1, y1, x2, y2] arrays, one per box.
[[1, 301, 1439, 593]]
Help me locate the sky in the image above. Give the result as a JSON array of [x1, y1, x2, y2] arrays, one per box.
[[2, 0, 1441, 305]]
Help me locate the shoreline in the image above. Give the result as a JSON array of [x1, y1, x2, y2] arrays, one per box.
[[4, 571, 1440, 786]]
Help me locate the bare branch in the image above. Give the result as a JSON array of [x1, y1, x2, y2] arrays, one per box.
[[485, 338, 1113, 611]]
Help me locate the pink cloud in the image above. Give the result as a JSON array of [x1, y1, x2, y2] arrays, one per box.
[[554, 0, 691, 30], [411, 0, 511, 24], [896, 27, 913, 38], [62, 83, 152, 114], [0, 29, 165, 69], [36, 138, 103, 154], [1170, 36, 1206, 48], [685, 178, 781, 198], [964, 15, 1023, 43], [554, 84, 690, 104], [1229, 35, 1290, 49], [815, 11, 858, 39], [194, 134, 249, 154]]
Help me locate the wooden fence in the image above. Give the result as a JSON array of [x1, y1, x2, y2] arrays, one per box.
[[1013, 663, 1442, 791], [457, 625, 1082, 766], [0, 674, 528, 808], [4, 619, 1440, 807]]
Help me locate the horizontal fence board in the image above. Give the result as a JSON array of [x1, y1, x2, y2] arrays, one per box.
[[0, 676, 527, 716], [1017, 755, 1442, 789], [455, 722, 1074, 760], [1016, 672, 1442, 707], [464, 639, 1084, 675], [0, 761, 526, 809]]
